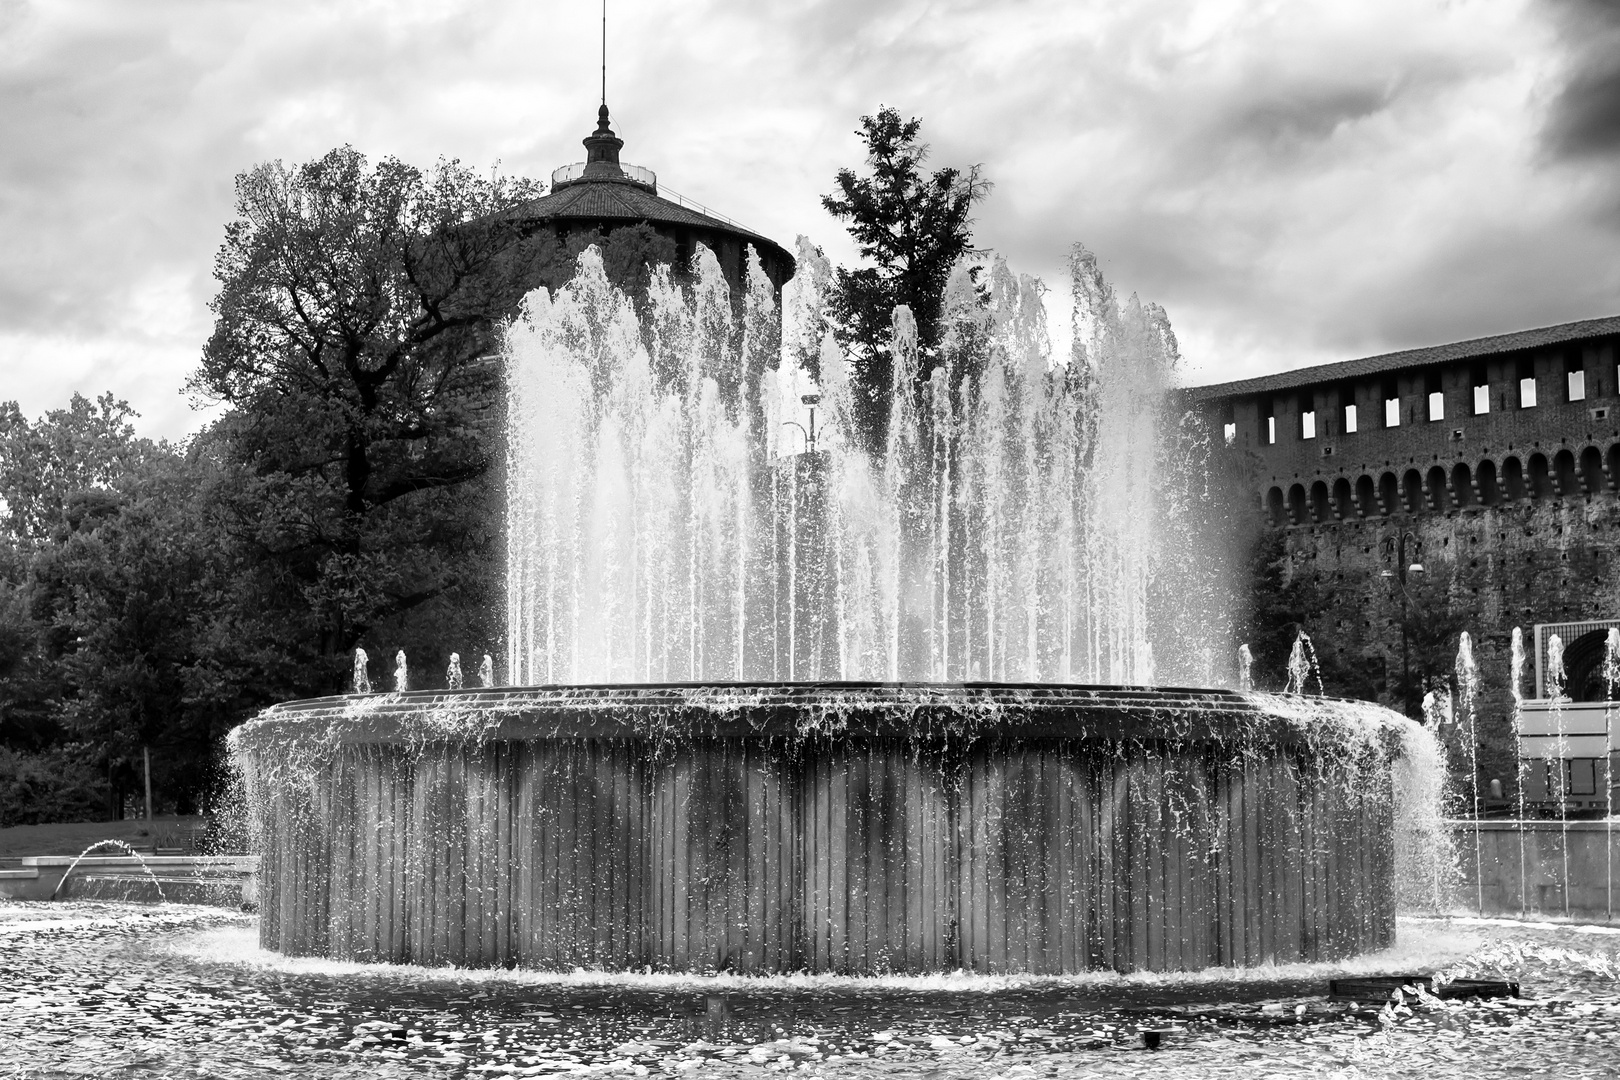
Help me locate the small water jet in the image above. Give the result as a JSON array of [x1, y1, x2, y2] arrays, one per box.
[[49, 839, 168, 903]]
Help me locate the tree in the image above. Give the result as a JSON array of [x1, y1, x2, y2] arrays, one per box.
[[822, 107, 991, 454], [0, 393, 153, 546], [191, 147, 544, 685]]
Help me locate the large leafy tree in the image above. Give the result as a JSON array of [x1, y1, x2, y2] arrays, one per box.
[[192, 147, 545, 684], [822, 107, 990, 454]]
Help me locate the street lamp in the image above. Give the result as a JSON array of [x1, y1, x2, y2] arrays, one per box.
[[800, 393, 820, 453], [1380, 530, 1425, 718], [782, 393, 822, 456]]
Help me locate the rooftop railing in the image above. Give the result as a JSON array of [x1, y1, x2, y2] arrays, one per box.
[[546, 162, 755, 234], [550, 161, 658, 190]]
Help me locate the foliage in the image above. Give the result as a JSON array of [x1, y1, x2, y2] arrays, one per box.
[[0, 393, 152, 545], [190, 146, 541, 684], [821, 107, 990, 454], [0, 744, 104, 827]]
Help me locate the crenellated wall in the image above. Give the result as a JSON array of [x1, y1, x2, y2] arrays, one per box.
[[1188, 316, 1620, 806]]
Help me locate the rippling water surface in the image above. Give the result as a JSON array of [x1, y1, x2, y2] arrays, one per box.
[[2, 902, 1617, 1078]]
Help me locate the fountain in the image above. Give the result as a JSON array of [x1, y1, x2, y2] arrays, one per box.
[[229, 241, 1434, 974]]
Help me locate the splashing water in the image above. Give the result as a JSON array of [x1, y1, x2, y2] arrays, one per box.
[[1236, 643, 1253, 692], [1455, 631, 1482, 915], [447, 653, 464, 691], [502, 243, 1222, 687], [393, 650, 408, 694], [352, 648, 371, 695], [478, 653, 494, 689]]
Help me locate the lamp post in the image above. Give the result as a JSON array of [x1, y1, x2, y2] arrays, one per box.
[[1380, 531, 1425, 718], [781, 394, 821, 456]]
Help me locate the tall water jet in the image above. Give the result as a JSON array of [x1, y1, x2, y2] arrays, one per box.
[[1237, 643, 1254, 692], [1456, 631, 1482, 914], [1548, 632, 1570, 916], [503, 243, 1212, 685], [1606, 628, 1619, 922], [1511, 627, 1528, 912]]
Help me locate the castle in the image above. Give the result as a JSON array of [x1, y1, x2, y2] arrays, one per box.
[[1189, 315, 1620, 813]]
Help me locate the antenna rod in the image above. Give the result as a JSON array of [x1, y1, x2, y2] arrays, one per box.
[[601, 0, 607, 108]]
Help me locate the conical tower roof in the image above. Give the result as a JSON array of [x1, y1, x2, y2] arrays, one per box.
[[495, 106, 795, 289]]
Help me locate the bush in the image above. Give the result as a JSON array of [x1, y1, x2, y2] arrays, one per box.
[[0, 744, 104, 826]]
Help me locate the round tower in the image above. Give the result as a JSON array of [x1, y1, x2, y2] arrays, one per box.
[[497, 106, 795, 295]]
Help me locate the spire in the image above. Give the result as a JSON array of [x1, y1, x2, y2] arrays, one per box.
[[582, 104, 624, 178]]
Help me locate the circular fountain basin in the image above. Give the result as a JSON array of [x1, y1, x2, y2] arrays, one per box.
[[229, 683, 1411, 974]]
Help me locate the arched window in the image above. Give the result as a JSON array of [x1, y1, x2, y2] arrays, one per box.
[[1451, 462, 1474, 509], [1529, 453, 1552, 500], [1554, 449, 1578, 497], [1561, 629, 1615, 702], [1332, 477, 1355, 519], [1477, 459, 1500, 506], [1608, 444, 1620, 494], [1310, 480, 1332, 523], [1266, 486, 1286, 527], [1356, 474, 1378, 517], [1580, 445, 1606, 495], [1426, 465, 1450, 512], [1288, 483, 1308, 525], [1503, 456, 1526, 501], [1402, 469, 1424, 514], [1378, 472, 1399, 516]]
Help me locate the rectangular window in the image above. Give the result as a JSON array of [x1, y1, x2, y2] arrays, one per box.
[[1344, 403, 1358, 433], [1384, 396, 1400, 428], [1427, 391, 1444, 421], [1569, 368, 1586, 401], [1473, 383, 1490, 414], [1520, 376, 1537, 408], [1301, 410, 1316, 439], [1568, 758, 1597, 797], [1223, 421, 1236, 446], [1267, 415, 1276, 445]]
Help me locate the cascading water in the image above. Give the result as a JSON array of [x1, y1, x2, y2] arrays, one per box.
[[503, 242, 1210, 686]]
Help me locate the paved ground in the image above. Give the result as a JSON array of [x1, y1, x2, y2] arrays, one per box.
[[0, 904, 1616, 1078]]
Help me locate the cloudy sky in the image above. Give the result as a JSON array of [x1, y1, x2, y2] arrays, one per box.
[[2, 0, 1618, 440]]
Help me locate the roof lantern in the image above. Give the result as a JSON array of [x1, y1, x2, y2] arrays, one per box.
[[553, 104, 657, 192]]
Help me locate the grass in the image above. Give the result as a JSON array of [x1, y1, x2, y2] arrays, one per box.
[[0, 816, 209, 858]]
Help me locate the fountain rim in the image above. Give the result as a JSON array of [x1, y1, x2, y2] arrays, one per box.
[[232, 680, 1411, 751]]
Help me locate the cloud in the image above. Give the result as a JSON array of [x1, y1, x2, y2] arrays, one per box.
[[1543, 0, 1620, 160], [0, 0, 1617, 435]]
